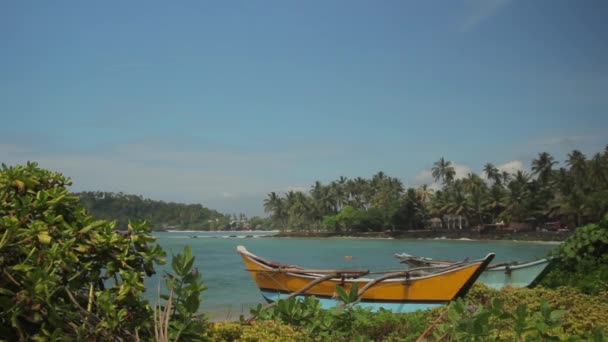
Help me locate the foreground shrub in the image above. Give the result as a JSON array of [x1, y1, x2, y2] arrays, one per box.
[[243, 283, 606, 341], [249, 293, 432, 341], [0, 163, 209, 341], [540, 216, 608, 295], [464, 283, 608, 339], [208, 320, 307, 342]]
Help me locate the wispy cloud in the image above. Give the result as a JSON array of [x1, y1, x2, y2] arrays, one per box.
[[496, 160, 525, 174], [0, 142, 304, 216], [532, 135, 594, 149], [414, 160, 526, 188], [522, 133, 607, 163], [459, 0, 511, 32]]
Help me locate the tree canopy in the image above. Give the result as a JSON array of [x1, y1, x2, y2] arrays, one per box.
[[75, 191, 231, 231], [263, 146, 608, 232]]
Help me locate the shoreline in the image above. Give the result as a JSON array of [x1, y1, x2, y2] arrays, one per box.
[[267, 229, 572, 242]]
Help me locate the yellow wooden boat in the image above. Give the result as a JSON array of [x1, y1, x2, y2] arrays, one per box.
[[237, 246, 495, 312]]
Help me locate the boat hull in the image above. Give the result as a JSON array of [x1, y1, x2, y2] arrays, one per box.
[[260, 290, 444, 312], [237, 246, 494, 313], [477, 258, 553, 289]]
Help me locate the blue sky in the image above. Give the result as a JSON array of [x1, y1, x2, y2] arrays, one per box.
[[1, 0, 607, 216]]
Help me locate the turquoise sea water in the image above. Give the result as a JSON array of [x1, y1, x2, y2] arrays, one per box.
[[147, 231, 557, 320]]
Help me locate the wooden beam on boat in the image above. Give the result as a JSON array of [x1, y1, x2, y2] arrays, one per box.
[[357, 270, 425, 298], [247, 268, 370, 277]]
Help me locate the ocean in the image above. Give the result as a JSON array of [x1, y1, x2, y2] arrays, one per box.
[[146, 231, 557, 320]]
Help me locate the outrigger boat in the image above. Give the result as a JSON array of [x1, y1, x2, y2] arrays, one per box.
[[394, 253, 554, 289], [237, 246, 495, 313], [394, 253, 454, 268]]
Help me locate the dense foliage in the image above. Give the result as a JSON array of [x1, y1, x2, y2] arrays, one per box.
[[242, 284, 606, 341], [241, 217, 608, 341], [264, 147, 608, 232], [75, 191, 230, 230], [0, 163, 208, 341], [540, 215, 608, 294]]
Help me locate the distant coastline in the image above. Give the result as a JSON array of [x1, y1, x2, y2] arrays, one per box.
[[163, 229, 279, 233], [268, 229, 571, 242]]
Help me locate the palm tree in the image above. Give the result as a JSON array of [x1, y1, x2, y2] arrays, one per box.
[[501, 171, 511, 185], [329, 180, 347, 213], [263, 192, 287, 231], [444, 181, 470, 229], [505, 171, 532, 222], [483, 163, 501, 186], [288, 191, 312, 232], [531, 152, 557, 185], [567, 150, 587, 179], [416, 184, 434, 204], [310, 181, 331, 230], [485, 184, 507, 223], [432, 157, 456, 186], [463, 173, 486, 193], [463, 173, 488, 225], [589, 152, 608, 189]]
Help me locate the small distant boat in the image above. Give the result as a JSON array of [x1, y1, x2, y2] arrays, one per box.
[[477, 258, 554, 289], [394, 253, 554, 289], [394, 253, 455, 268], [237, 245, 495, 313]]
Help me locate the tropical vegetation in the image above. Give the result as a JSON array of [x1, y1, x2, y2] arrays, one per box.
[[263, 147, 608, 233], [75, 191, 272, 231], [240, 215, 608, 341], [0, 163, 208, 341], [2, 162, 608, 340]]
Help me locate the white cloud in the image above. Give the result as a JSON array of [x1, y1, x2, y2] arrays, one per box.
[[0, 142, 293, 216], [452, 163, 473, 179], [496, 160, 524, 174], [459, 0, 510, 32], [0, 144, 31, 156], [414, 169, 434, 185]]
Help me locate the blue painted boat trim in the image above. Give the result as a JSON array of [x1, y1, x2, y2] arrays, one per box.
[[259, 290, 447, 313]]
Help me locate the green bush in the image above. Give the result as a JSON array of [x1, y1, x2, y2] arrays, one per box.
[[156, 245, 209, 341], [0, 163, 169, 340], [208, 321, 307, 342], [463, 284, 608, 339], [249, 289, 431, 341], [0, 163, 209, 341], [540, 216, 608, 294]]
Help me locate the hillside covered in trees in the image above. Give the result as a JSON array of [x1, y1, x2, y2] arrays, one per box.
[[263, 147, 608, 233], [75, 191, 233, 231]]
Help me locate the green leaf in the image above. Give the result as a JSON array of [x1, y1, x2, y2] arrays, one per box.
[[335, 286, 348, 303], [37, 231, 52, 244]]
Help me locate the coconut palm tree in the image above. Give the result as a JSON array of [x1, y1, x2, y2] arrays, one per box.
[[329, 180, 347, 213], [432, 157, 456, 186], [505, 171, 532, 222], [483, 163, 501, 186], [589, 152, 608, 189], [288, 191, 313, 231], [532, 152, 557, 185], [416, 184, 434, 204], [309, 181, 332, 230], [444, 181, 470, 229], [501, 171, 511, 185], [263, 192, 287, 231], [567, 150, 587, 179], [485, 184, 507, 223], [463, 173, 488, 225]]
